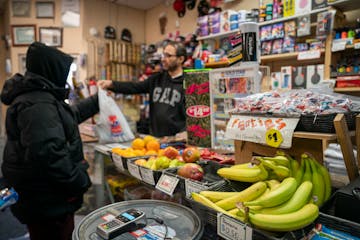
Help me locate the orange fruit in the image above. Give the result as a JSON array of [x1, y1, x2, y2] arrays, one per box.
[[132, 138, 145, 150], [145, 150, 158, 156], [146, 140, 160, 152], [143, 135, 156, 145]]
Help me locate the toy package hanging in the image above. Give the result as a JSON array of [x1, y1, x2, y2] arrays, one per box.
[[96, 88, 134, 143]]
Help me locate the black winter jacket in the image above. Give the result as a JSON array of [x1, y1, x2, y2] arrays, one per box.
[[111, 71, 186, 137], [0, 42, 99, 223]]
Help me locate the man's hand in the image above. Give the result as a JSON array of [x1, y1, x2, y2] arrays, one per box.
[[97, 80, 113, 89]]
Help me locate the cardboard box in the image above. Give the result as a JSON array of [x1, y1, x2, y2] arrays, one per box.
[[307, 64, 323, 88], [271, 72, 281, 90], [280, 66, 294, 89], [184, 69, 211, 147]]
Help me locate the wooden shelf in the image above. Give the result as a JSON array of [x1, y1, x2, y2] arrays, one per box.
[[205, 61, 229, 68], [329, 0, 360, 12], [258, 7, 329, 26], [261, 49, 325, 61], [197, 29, 240, 41], [334, 87, 360, 92]]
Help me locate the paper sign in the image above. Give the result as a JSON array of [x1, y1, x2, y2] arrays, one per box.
[[127, 162, 142, 180], [297, 50, 321, 60], [225, 115, 299, 148], [140, 168, 156, 185], [332, 39, 347, 52], [111, 153, 124, 171], [155, 174, 179, 196], [185, 179, 209, 197], [265, 129, 283, 148], [217, 213, 252, 240]]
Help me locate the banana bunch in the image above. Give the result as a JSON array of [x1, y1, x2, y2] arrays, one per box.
[[291, 153, 332, 206], [217, 159, 268, 182]]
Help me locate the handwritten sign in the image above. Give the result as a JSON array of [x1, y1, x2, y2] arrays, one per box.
[[185, 179, 209, 197], [265, 129, 283, 148], [217, 213, 252, 240], [140, 167, 156, 185], [111, 153, 125, 171], [155, 174, 179, 196], [127, 162, 142, 180], [225, 115, 299, 148]]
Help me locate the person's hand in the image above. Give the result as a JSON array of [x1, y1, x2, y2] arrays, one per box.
[[97, 80, 113, 90]]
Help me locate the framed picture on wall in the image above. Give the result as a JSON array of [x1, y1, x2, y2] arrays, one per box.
[[36, 1, 55, 18], [11, 24, 36, 47], [39, 27, 63, 47], [11, 0, 31, 17]]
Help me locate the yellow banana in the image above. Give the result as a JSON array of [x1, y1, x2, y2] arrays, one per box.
[[265, 179, 280, 191], [261, 155, 290, 167], [244, 177, 297, 208], [191, 192, 245, 221], [227, 208, 239, 215], [199, 191, 239, 202], [248, 203, 319, 232], [259, 159, 290, 180], [309, 159, 325, 206], [259, 181, 313, 214], [217, 162, 268, 182], [310, 157, 332, 202], [215, 181, 267, 210], [230, 162, 259, 169]]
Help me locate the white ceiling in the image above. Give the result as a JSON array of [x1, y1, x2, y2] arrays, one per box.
[[111, 0, 166, 10]]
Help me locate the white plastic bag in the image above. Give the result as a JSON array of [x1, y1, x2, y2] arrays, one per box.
[[96, 88, 134, 143]]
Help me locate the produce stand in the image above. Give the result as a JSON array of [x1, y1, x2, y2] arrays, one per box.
[[234, 113, 360, 181]]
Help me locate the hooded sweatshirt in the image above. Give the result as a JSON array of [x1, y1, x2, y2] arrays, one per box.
[[1, 42, 99, 223]]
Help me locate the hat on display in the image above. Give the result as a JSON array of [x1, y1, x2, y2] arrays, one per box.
[[146, 44, 157, 54], [104, 26, 116, 39], [173, 0, 186, 18], [121, 28, 132, 43], [197, 0, 210, 16], [185, 0, 197, 10]]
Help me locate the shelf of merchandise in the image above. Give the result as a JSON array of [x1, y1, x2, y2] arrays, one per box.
[[334, 87, 360, 92], [258, 7, 329, 26], [260, 49, 325, 61], [197, 29, 240, 41], [205, 61, 230, 68], [328, 0, 360, 12]]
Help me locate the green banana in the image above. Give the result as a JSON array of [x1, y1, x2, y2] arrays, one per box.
[[294, 158, 304, 187], [258, 159, 290, 180], [301, 157, 312, 183], [217, 160, 268, 182], [247, 203, 319, 232], [215, 181, 267, 210], [244, 177, 298, 208], [265, 179, 280, 191], [259, 181, 313, 215], [310, 157, 332, 202], [289, 157, 300, 177], [192, 192, 245, 221], [309, 159, 325, 206], [262, 155, 290, 167], [199, 191, 239, 202]]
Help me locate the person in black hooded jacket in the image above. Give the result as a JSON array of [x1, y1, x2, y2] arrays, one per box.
[[1, 42, 99, 240], [98, 41, 187, 137]]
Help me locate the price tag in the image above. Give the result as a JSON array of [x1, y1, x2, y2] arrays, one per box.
[[155, 174, 179, 196], [185, 179, 209, 197], [297, 50, 321, 60], [217, 213, 252, 240], [140, 167, 155, 185], [265, 129, 283, 148], [111, 153, 124, 171], [127, 162, 142, 180], [331, 39, 347, 52], [354, 42, 360, 49]]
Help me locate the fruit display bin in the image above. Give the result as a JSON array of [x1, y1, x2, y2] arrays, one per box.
[[110, 153, 154, 172], [126, 158, 165, 186], [162, 160, 227, 194]]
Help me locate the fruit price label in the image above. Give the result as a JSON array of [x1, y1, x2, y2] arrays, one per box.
[[331, 39, 347, 52], [185, 179, 209, 197], [217, 213, 252, 240], [127, 162, 142, 180], [155, 174, 179, 196], [265, 129, 283, 148], [140, 167, 155, 185], [111, 153, 124, 171]]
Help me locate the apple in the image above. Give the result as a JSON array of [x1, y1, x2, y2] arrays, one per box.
[[175, 155, 185, 162], [163, 146, 179, 159], [177, 163, 204, 181], [182, 147, 200, 163]]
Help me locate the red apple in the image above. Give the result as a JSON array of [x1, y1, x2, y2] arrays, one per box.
[[163, 146, 179, 159], [182, 147, 201, 163], [177, 163, 204, 181]]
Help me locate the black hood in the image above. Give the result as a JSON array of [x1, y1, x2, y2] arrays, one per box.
[[1, 42, 72, 105], [26, 42, 73, 88]]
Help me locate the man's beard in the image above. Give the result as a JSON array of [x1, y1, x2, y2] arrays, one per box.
[[166, 62, 178, 72]]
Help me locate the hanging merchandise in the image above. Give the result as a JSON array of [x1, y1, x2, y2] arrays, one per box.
[[121, 28, 132, 43], [185, 0, 197, 10], [197, 0, 210, 16], [104, 26, 116, 39], [173, 0, 186, 17]]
